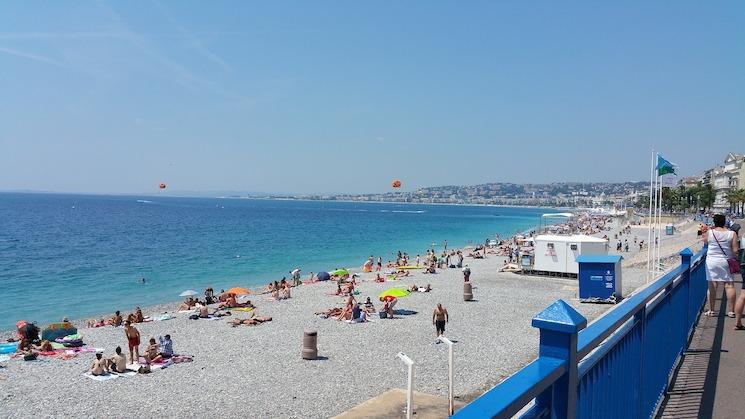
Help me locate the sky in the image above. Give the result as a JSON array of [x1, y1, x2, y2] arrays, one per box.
[[1, 1, 744, 195]]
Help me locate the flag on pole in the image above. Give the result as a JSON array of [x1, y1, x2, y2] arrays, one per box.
[[656, 154, 676, 176]]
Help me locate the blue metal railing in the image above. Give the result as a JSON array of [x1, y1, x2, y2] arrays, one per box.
[[454, 247, 707, 419]]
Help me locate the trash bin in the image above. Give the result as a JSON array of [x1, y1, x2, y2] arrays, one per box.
[[302, 330, 318, 360], [576, 255, 623, 303], [666, 225, 674, 235], [463, 282, 473, 301]]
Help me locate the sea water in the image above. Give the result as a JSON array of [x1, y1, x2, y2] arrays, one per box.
[[0, 193, 558, 330]]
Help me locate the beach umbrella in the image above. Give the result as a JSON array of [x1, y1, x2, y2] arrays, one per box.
[[317, 271, 330, 281], [379, 288, 410, 299], [331, 268, 349, 276], [228, 287, 250, 295], [179, 290, 198, 297]]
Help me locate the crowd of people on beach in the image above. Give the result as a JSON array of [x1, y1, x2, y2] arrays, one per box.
[[5, 209, 651, 380]]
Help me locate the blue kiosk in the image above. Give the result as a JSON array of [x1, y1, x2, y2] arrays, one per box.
[[576, 255, 623, 304]]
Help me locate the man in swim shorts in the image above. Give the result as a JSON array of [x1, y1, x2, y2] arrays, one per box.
[[432, 303, 449, 339], [124, 321, 140, 364], [108, 346, 127, 373]]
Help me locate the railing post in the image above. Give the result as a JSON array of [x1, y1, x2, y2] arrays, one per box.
[[531, 300, 587, 419], [680, 248, 693, 339]]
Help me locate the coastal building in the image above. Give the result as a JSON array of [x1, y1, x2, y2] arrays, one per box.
[[712, 153, 745, 210], [680, 176, 700, 188]]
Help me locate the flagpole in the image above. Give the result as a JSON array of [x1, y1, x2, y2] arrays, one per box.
[[652, 170, 657, 275], [656, 172, 663, 273], [646, 152, 651, 280]]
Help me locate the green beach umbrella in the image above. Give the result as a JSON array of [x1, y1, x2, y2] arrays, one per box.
[[379, 288, 410, 299], [331, 268, 349, 276]]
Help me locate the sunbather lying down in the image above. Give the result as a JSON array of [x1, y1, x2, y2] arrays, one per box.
[[228, 316, 272, 327], [315, 307, 343, 319]]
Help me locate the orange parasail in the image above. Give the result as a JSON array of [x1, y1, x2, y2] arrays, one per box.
[[159, 183, 167, 189], [392, 179, 402, 188]]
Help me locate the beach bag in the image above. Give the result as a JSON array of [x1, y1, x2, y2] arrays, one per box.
[[712, 232, 741, 274], [23, 353, 37, 361], [138, 365, 151, 374], [379, 312, 387, 319]]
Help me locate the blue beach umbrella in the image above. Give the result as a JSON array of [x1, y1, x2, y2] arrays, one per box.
[[317, 271, 330, 281], [179, 290, 199, 297]]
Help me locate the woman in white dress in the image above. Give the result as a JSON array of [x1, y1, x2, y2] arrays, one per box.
[[703, 214, 739, 317]]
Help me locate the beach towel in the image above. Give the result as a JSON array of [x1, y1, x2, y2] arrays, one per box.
[[83, 372, 118, 381], [155, 314, 175, 321], [170, 355, 193, 364], [0, 355, 10, 362], [178, 310, 196, 314], [112, 369, 138, 377], [230, 307, 254, 312]]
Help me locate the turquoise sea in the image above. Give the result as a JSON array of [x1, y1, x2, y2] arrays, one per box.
[[0, 193, 558, 330]]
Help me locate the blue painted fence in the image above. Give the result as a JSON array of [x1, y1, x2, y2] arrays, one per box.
[[454, 247, 708, 419]]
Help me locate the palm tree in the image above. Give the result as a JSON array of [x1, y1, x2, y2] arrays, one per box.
[[738, 188, 745, 215], [726, 189, 740, 213]]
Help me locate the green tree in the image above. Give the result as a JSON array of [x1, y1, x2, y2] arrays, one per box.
[[726, 189, 740, 212], [693, 184, 715, 211]]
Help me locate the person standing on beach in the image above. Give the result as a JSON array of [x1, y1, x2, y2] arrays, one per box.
[[444, 240, 448, 251], [124, 321, 141, 364], [432, 303, 449, 339], [376, 256, 382, 271], [290, 268, 302, 286]]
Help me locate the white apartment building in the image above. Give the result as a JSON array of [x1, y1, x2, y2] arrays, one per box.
[[712, 153, 745, 210]]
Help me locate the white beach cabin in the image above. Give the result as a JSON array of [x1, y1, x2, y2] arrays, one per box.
[[532, 234, 609, 275]]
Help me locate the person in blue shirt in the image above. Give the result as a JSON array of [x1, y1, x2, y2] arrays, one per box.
[[158, 334, 173, 359]]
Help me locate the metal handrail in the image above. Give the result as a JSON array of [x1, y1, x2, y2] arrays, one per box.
[[453, 247, 706, 418]]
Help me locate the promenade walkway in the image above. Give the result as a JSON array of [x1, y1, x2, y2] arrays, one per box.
[[656, 285, 745, 418]]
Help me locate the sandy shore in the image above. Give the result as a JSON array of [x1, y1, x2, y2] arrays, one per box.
[[0, 218, 701, 418]]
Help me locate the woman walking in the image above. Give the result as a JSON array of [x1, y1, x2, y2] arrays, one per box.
[[704, 214, 739, 317]]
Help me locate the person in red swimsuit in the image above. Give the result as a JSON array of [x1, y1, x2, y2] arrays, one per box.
[[124, 320, 140, 364]]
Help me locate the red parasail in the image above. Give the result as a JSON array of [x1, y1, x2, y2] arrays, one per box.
[[392, 179, 402, 188], [159, 183, 167, 189]]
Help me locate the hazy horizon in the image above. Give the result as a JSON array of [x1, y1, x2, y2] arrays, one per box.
[[0, 178, 651, 198], [2, 2, 743, 195]]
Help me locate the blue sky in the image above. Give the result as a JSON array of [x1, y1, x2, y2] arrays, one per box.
[[1, 1, 743, 194]]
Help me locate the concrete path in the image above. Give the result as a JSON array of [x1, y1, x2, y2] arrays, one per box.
[[332, 389, 464, 419], [656, 282, 745, 418]]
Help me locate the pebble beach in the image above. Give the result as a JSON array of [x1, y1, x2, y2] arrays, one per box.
[[0, 218, 702, 419]]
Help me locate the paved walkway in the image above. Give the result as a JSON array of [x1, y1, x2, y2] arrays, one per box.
[[332, 389, 464, 418], [656, 284, 745, 418]]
